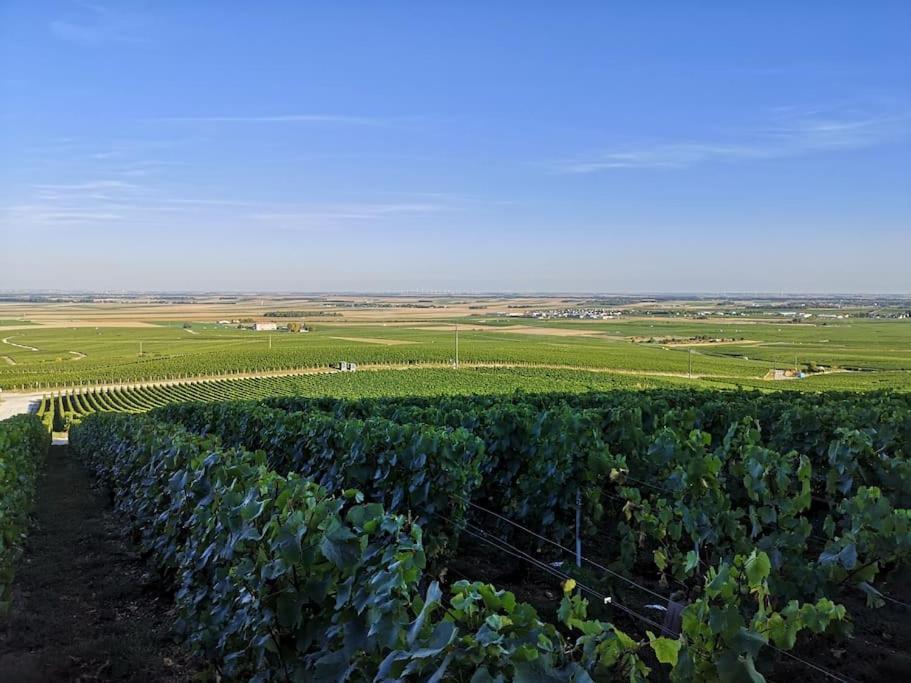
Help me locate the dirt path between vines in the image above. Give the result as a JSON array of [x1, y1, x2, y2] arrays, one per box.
[[0, 445, 194, 681]]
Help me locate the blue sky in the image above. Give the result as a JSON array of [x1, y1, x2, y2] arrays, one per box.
[[2, 1, 909, 293]]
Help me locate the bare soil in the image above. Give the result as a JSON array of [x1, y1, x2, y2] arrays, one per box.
[[781, 571, 911, 682], [0, 445, 195, 682]]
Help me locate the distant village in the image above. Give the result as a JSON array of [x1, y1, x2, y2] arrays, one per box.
[[521, 308, 625, 320]]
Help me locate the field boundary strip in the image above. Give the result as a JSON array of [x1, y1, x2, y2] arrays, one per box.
[[1, 336, 39, 352]]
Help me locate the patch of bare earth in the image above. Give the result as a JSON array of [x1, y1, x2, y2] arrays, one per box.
[[0, 445, 196, 681]]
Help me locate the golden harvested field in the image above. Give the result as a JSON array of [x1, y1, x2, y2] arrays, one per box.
[[0, 297, 574, 325]]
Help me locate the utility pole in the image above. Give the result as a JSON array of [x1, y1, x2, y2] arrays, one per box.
[[269, 335, 272, 351], [455, 323, 459, 368], [139, 340, 143, 357], [688, 348, 693, 378], [575, 490, 582, 567]]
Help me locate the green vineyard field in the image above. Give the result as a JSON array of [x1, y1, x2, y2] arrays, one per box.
[[5, 318, 910, 392], [36, 366, 709, 430], [67, 386, 911, 681]]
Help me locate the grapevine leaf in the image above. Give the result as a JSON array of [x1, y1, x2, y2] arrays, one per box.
[[684, 550, 699, 573], [745, 551, 771, 587], [653, 549, 668, 572], [648, 634, 681, 666], [716, 652, 766, 683]]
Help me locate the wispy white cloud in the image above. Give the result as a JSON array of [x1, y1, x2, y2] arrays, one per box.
[[116, 160, 188, 177], [553, 109, 909, 173], [160, 197, 263, 208], [150, 114, 384, 126], [5, 126, 467, 231], [50, 1, 149, 46], [1, 205, 124, 224], [33, 180, 141, 192], [251, 202, 456, 224], [3, 177, 460, 232]]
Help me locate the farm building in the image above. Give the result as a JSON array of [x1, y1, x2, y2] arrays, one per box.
[[766, 369, 806, 380], [253, 322, 278, 331]]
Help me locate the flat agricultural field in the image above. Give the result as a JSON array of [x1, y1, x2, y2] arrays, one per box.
[[0, 297, 908, 392]]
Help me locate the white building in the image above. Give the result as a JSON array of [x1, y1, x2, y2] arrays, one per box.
[[253, 322, 278, 331]]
